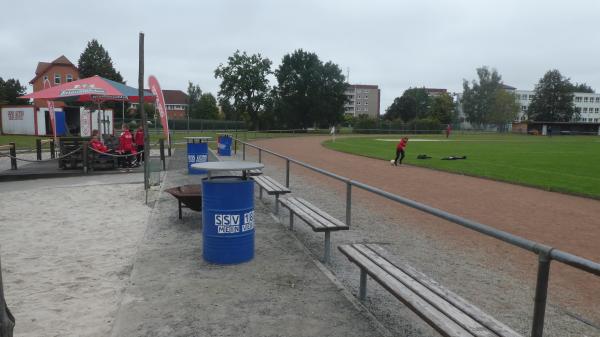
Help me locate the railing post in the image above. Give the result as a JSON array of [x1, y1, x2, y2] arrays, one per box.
[[50, 140, 55, 159], [242, 143, 246, 160], [82, 142, 89, 174], [9, 143, 17, 170], [159, 138, 166, 171], [531, 251, 552, 337], [234, 138, 237, 155], [346, 181, 352, 227], [168, 137, 172, 157], [258, 148, 262, 163], [36, 139, 42, 160], [285, 159, 290, 188]]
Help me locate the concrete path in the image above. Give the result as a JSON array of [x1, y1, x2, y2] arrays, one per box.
[[110, 150, 384, 337]]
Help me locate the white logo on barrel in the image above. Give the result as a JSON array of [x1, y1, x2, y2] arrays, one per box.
[[215, 211, 254, 234]]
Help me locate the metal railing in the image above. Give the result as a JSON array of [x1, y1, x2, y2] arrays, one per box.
[[235, 138, 600, 337]]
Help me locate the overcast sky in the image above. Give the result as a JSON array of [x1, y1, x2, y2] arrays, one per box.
[[1, 0, 599, 111]]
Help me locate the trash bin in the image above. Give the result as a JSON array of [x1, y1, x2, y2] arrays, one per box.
[[202, 177, 254, 264], [217, 134, 232, 156], [187, 138, 209, 174]]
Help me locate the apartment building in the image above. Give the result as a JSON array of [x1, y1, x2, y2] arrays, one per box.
[[515, 90, 600, 123], [343, 84, 380, 118]]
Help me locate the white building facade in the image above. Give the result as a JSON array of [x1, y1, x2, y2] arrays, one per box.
[[515, 90, 600, 123], [343, 84, 380, 118]]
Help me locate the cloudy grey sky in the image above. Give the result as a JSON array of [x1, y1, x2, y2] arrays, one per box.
[[1, 0, 599, 111]]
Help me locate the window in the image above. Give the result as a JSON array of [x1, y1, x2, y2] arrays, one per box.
[[54, 73, 61, 84], [596, 108, 599, 113], [357, 101, 361, 105], [584, 97, 589, 103], [66, 74, 73, 82], [575, 96, 582, 102], [529, 95, 533, 100], [521, 106, 527, 111], [43, 75, 48, 83], [365, 101, 368, 105], [583, 107, 588, 113], [596, 97, 600, 103], [595, 118, 599, 122]]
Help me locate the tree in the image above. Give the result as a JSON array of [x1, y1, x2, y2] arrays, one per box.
[[527, 70, 576, 122], [214, 50, 272, 130], [197, 93, 219, 119], [219, 98, 239, 121], [570, 82, 594, 93], [274, 49, 347, 129], [429, 93, 455, 124], [384, 87, 430, 122], [489, 89, 519, 128], [0, 77, 28, 105], [78, 39, 124, 82], [461, 66, 503, 125], [187, 82, 202, 119]]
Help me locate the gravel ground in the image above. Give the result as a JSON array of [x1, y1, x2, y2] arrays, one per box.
[[238, 139, 600, 337]]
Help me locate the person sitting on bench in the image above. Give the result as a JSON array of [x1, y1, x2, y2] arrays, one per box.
[[90, 130, 110, 153]]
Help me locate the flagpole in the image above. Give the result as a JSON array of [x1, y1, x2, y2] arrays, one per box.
[[139, 32, 149, 196]]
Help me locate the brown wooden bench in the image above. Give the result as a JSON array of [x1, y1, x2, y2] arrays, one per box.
[[252, 175, 290, 214], [339, 243, 523, 337], [165, 185, 202, 219], [58, 137, 89, 169], [279, 196, 349, 263]]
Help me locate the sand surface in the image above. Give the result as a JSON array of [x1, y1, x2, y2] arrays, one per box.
[[0, 174, 150, 337]]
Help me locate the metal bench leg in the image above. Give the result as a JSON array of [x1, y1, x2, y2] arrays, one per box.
[[259, 186, 263, 199], [289, 212, 294, 230], [324, 231, 331, 263], [178, 200, 182, 220], [359, 267, 367, 301], [274, 195, 279, 215]]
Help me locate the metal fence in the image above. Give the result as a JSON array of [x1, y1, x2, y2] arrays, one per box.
[[235, 138, 600, 337]]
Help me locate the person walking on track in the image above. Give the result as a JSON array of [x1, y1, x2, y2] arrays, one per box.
[[394, 136, 409, 166]]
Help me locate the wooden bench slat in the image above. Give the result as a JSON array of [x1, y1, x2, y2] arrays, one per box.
[[280, 198, 329, 231], [339, 245, 476, 337], [294, 197, 348, 229], [354, 244, 500, 337], [365, 245, 522, 337], [286, 197, 341, 230], [264, 176, 290, 192], [253, 176, 290, 194]]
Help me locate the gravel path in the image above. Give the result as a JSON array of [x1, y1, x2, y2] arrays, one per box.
[[243, 135, 600, 337]]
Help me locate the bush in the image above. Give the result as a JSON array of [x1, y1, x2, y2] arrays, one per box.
[[405, 118, 442, 134]]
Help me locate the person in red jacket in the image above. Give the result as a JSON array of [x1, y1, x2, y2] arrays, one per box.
[[118, 124, 137, 168], [134, 125, 144, 165], [445, 124, 452, 138], [393, 137, 409, 166], [90, 135, 109, 153]]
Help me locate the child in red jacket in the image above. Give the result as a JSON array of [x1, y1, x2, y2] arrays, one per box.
[[134, 125, 144, 165], [118, 124, 137, 168], [393, 137, 408, 166]]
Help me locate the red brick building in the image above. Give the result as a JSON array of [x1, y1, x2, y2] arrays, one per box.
[[162, 90, 188, 119], [29, 55, 79, 108]]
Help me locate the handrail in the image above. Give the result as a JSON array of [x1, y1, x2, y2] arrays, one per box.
[[236, 137, 600, 337]]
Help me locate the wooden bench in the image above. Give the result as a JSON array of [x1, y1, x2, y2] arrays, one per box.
[[58, 137, 89, 169], [248, 168, 262, 176], [279, 196, 349, 263], [252, 175, 290, 214], [339, 243, 523, 337], [88, 149, 118, 170]]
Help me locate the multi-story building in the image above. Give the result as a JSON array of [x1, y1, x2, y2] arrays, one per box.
[[343, 84, 380, 118], [29, 55, 80, 108], [515, 90, 600, 123], [162, 90, 189, 120]]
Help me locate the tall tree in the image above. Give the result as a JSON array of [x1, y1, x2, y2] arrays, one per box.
[[429, 93, 455, 124], [274, 49, 347, 129], [528, 70, 576, 122], [214, 50, 272, 130], [219, 98, 239, 121], [77, 39, 124, 82], [384, 87, 430, 122], [461, 66, 502, 125], [197, 93, 220, 119], [489, 90, 519, 127], [0, 77, 28, 105], [187, 82, 202, 119]]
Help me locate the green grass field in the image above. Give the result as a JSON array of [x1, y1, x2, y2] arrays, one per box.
[[323, 134, 600, 198]]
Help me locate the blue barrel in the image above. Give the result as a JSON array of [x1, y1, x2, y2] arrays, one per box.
[[202, 177, 254, 264], [218, 135, 232, 156], [187, 142, 208, 174]]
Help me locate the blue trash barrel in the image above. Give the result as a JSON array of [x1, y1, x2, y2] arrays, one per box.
[[218, 134, 232, 156], [187, 142, 208, 174], [202, 177, 255, 264]]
